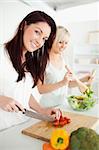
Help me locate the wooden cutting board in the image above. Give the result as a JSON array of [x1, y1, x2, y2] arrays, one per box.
[[22, 112, 99, 142]]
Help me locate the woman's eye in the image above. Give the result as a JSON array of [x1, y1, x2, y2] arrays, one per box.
[[35, 30, 40, 35]]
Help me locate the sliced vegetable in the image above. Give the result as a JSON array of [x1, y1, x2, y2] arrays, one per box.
[[53, 112, 71, 127]]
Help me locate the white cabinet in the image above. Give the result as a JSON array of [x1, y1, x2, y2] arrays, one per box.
[[74, 53, 99, 73]]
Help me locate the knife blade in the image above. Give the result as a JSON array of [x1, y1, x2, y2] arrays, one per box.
[[15, 105, 55, 122], [23, 109, 55, 122]]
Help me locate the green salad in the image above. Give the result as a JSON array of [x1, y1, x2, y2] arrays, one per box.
[[68, 88, 96, 111]]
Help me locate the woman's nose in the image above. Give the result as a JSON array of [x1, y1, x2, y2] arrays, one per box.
[[36, 37, 43, 47], [61, 43, 65, 48]]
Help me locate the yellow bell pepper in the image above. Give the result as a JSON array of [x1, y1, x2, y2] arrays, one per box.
[[50, 129, 69, 150]]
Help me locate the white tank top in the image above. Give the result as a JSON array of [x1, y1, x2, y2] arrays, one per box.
[[40, 56, 68, 107], [0, 45, 40, 130]]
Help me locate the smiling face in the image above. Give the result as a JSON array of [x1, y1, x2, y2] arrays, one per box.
[[52, 35, 70, 54], [23, 22, 51, 53], [51, 27, 70, 54]]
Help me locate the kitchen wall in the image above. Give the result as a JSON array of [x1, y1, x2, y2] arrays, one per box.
[[0, 0, 99, 96], [54, 2, 99, 96], [64, 20, 99, 61], [0, 0, 55, 44], [0, 1, 99, 69], [55, 2, 99, 67], [0, 1, 98, 53]]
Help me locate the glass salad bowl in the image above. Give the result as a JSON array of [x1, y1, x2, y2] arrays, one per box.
[[67, 88, 97, 111]]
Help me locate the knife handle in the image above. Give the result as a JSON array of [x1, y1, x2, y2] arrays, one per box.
[[15, 105, 26, 113]]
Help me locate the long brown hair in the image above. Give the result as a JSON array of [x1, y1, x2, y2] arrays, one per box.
[[5, 11, 56, 87]]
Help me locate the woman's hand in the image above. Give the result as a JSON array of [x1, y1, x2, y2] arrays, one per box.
[[0, 96, 24, 112], [80, 70, 96, 86], [39, 107, 61, 121], [87, 70, 96, 85], [62, 71, 73, 86], [29, 95, 61, 120], [62, 65, 76, 86]]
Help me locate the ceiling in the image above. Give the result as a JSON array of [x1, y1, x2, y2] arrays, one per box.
[[20, 0, 98, 11], [42, 0, 98, 11]]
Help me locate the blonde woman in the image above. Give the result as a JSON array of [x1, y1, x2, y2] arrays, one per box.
[[37, 26, 94, 107]]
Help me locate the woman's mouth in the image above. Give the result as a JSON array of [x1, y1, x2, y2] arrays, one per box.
[[30, 41, 37, 49]]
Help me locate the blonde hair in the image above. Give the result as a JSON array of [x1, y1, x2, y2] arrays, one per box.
[[55, 26, 70, 42]]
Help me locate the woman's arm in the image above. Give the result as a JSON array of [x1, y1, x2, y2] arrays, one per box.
[[69, 72, 95, 88], [37, 71, 72, 94], [68, 79, 78, 88], [37, 80, 66, 94], [69, 78, 88, 93], [68, 78, 88, 88], [0, 95, 24, 112], [29, 94, 44, 113], [29, 95, 61, 120], [80, 71, 95, 86], [79, 74, 90, 82]]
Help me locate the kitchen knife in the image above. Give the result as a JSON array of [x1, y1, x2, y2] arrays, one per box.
[[16, 105, 55, 122], [23, 109, 55, 122]]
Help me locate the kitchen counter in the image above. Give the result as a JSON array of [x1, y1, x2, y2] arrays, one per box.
[[0, 103, 99, 150], [0, 118, 43, 150], [61, 101, 99, 133]]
